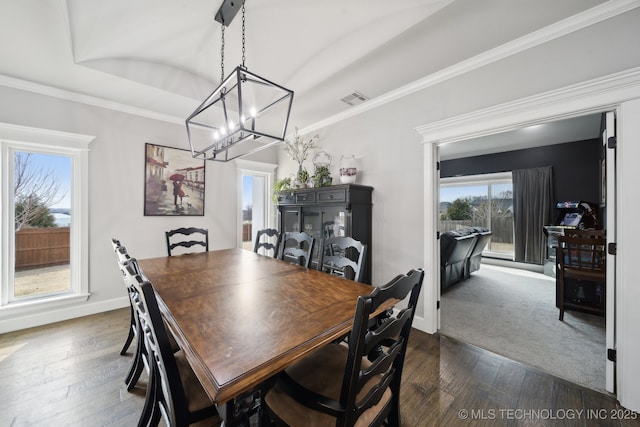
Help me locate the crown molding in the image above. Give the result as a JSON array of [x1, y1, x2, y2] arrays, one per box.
[[0, 74, 185, 125], [301, 0, 640, 135], [414, 66, 640, 143], [1, 0, 638, 131]]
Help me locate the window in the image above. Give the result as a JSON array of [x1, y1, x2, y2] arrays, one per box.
[[1, 123, 92, 313], [440, 172, 514, 258], [235, 160, 277, 250]]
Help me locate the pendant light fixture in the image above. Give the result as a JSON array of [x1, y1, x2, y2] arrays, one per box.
[[186, 0, 294, 162]]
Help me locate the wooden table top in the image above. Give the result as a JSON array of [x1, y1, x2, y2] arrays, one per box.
[[137, 248, 384, 405]]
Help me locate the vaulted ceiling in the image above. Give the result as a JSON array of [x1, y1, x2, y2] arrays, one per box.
[[0, 0, 607, 149]]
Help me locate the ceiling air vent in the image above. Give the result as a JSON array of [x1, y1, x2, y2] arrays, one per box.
[[340, 91, 369, 106]]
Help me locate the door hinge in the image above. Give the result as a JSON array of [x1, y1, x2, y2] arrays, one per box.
[[608, 242, 617, 255], [607, 348, 617, 362], [436, 161, 440, 171], [608, 136, 617, 149], [437, 300, 440, 310], [436, 231, 440, 240]]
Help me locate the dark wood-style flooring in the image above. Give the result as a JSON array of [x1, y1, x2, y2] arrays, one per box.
[[1, 308, 638, 426]]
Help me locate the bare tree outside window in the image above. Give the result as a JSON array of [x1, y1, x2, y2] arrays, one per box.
[[14, 152, 65, 230]]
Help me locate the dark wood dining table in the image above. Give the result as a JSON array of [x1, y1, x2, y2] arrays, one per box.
[[137, 248, 392, 422]]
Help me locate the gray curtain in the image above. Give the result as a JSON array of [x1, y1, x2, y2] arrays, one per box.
[[512, 166, 553, 264]]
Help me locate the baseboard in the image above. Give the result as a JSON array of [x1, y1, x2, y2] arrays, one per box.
[[0, 297, 129, 334]]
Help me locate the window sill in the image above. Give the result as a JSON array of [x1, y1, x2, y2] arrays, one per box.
[[0, 293, 91, 317]]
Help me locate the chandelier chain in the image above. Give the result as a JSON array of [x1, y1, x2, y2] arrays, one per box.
[[241, 0, 246, 67], [220, 25, 225, 82]]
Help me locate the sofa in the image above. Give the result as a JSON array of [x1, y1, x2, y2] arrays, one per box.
[[440, 227, 492, 292]]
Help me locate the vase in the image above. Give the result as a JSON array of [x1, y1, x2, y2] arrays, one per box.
[[339, 155, 357, 184]]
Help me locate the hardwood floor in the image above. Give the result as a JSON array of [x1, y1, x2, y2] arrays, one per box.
[[1, 308, 638, 426]]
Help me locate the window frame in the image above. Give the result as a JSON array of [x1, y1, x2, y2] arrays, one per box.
[[0, 122, 93, 314], [440, 171, 514, 259]]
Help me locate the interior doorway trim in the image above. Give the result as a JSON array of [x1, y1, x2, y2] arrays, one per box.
[[415, 66, 640, 404], [416, 66, 640, 144]]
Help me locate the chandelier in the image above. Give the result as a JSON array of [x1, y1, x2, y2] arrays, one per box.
[[186, 0, 294, 162]]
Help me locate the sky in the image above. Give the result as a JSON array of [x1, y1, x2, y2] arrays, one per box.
[[16, 151, 71, 209]]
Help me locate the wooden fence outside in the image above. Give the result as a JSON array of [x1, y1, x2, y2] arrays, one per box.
[[15, 227, 70, 270]]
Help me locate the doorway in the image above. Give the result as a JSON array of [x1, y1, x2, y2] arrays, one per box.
[[235, 160, 277, 251], [426, 111, 616, 396]]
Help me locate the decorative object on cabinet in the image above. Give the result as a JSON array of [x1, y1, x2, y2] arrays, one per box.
[[272, 177, 292, 203], [283, 127, 319, 173], [557, 231, 606, 320], [185, 0, 294, 162], [294, 167, 310, 188], [144, 143, 205, 216], [339, 154, 357, 184], [312, 151, 333, 187], [277, 184, 373, 284]]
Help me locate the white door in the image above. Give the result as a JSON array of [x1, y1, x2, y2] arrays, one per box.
[[604, 111, 616, 393]]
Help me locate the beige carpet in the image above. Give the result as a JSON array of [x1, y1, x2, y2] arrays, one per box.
[[440, 264, 606, 392]]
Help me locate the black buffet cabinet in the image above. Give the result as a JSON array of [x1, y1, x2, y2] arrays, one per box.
[[277, 184, 373, 284]]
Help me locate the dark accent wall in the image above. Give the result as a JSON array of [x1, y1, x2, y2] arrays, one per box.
[[441, 139, 601, 207]]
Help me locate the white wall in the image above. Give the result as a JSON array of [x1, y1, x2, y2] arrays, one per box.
[[0, 85, 240, 326], [617, 98, 640, 411], [289, 6, 640, 411]]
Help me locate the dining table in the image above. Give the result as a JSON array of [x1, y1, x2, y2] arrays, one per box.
[[136, 248, 394, 425]]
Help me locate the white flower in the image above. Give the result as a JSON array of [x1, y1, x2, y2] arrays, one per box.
[[283, 127, 319, 166]]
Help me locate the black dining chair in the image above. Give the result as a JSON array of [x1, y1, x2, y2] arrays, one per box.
[[264, 268, 425, 427], [165, 227, 209, 256], [111, 238, 137, 355], [111, 238, 149, 392], [317, 236, 367, 282], [112, 238, 179, 392], [122, 260, 221, 427], [277, 231, 315, 268], [253, 228, 281, 258]]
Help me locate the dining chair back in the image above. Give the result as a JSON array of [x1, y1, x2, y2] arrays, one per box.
[[264, 268, 425, 427], [111, 237, 152, 393], [317, 236, 367, 282], [277, 231, 315, 268], [253, 228, 281, 258], [111, 238, 137, 355], [123, 260, 220, 427], [165, 227, 209, 256]]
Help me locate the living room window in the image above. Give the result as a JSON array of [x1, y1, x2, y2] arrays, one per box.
[[440, 172, 513, 259]]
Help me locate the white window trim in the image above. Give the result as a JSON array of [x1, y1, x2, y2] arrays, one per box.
[[235, 159, 277, 248], [440, 171, 514, 259], [0, 122, 94, 315]]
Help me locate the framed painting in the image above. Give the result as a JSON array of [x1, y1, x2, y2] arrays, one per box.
[[144, 143, 205, 216]]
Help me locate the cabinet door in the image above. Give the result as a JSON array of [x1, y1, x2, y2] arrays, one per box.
[[301, 206, 352, 267], [281, 207, 302, 233]]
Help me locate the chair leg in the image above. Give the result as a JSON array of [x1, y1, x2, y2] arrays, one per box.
[[120, 306, 136, 355], [125, 330, 146, 390], [120, 323, 135, 355], [138, 365, 157, 427]]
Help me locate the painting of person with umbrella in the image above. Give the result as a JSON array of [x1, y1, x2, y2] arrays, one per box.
[[169, 173, 186, 206], [144, 143, 205, 216]]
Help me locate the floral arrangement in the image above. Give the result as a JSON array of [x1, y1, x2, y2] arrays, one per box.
[[283, 127, 319, 167]]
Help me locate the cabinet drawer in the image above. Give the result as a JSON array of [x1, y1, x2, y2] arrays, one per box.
[[278, 193, 295, 204], [318, 189, 346, 203], [295, 192, 316, 203]]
